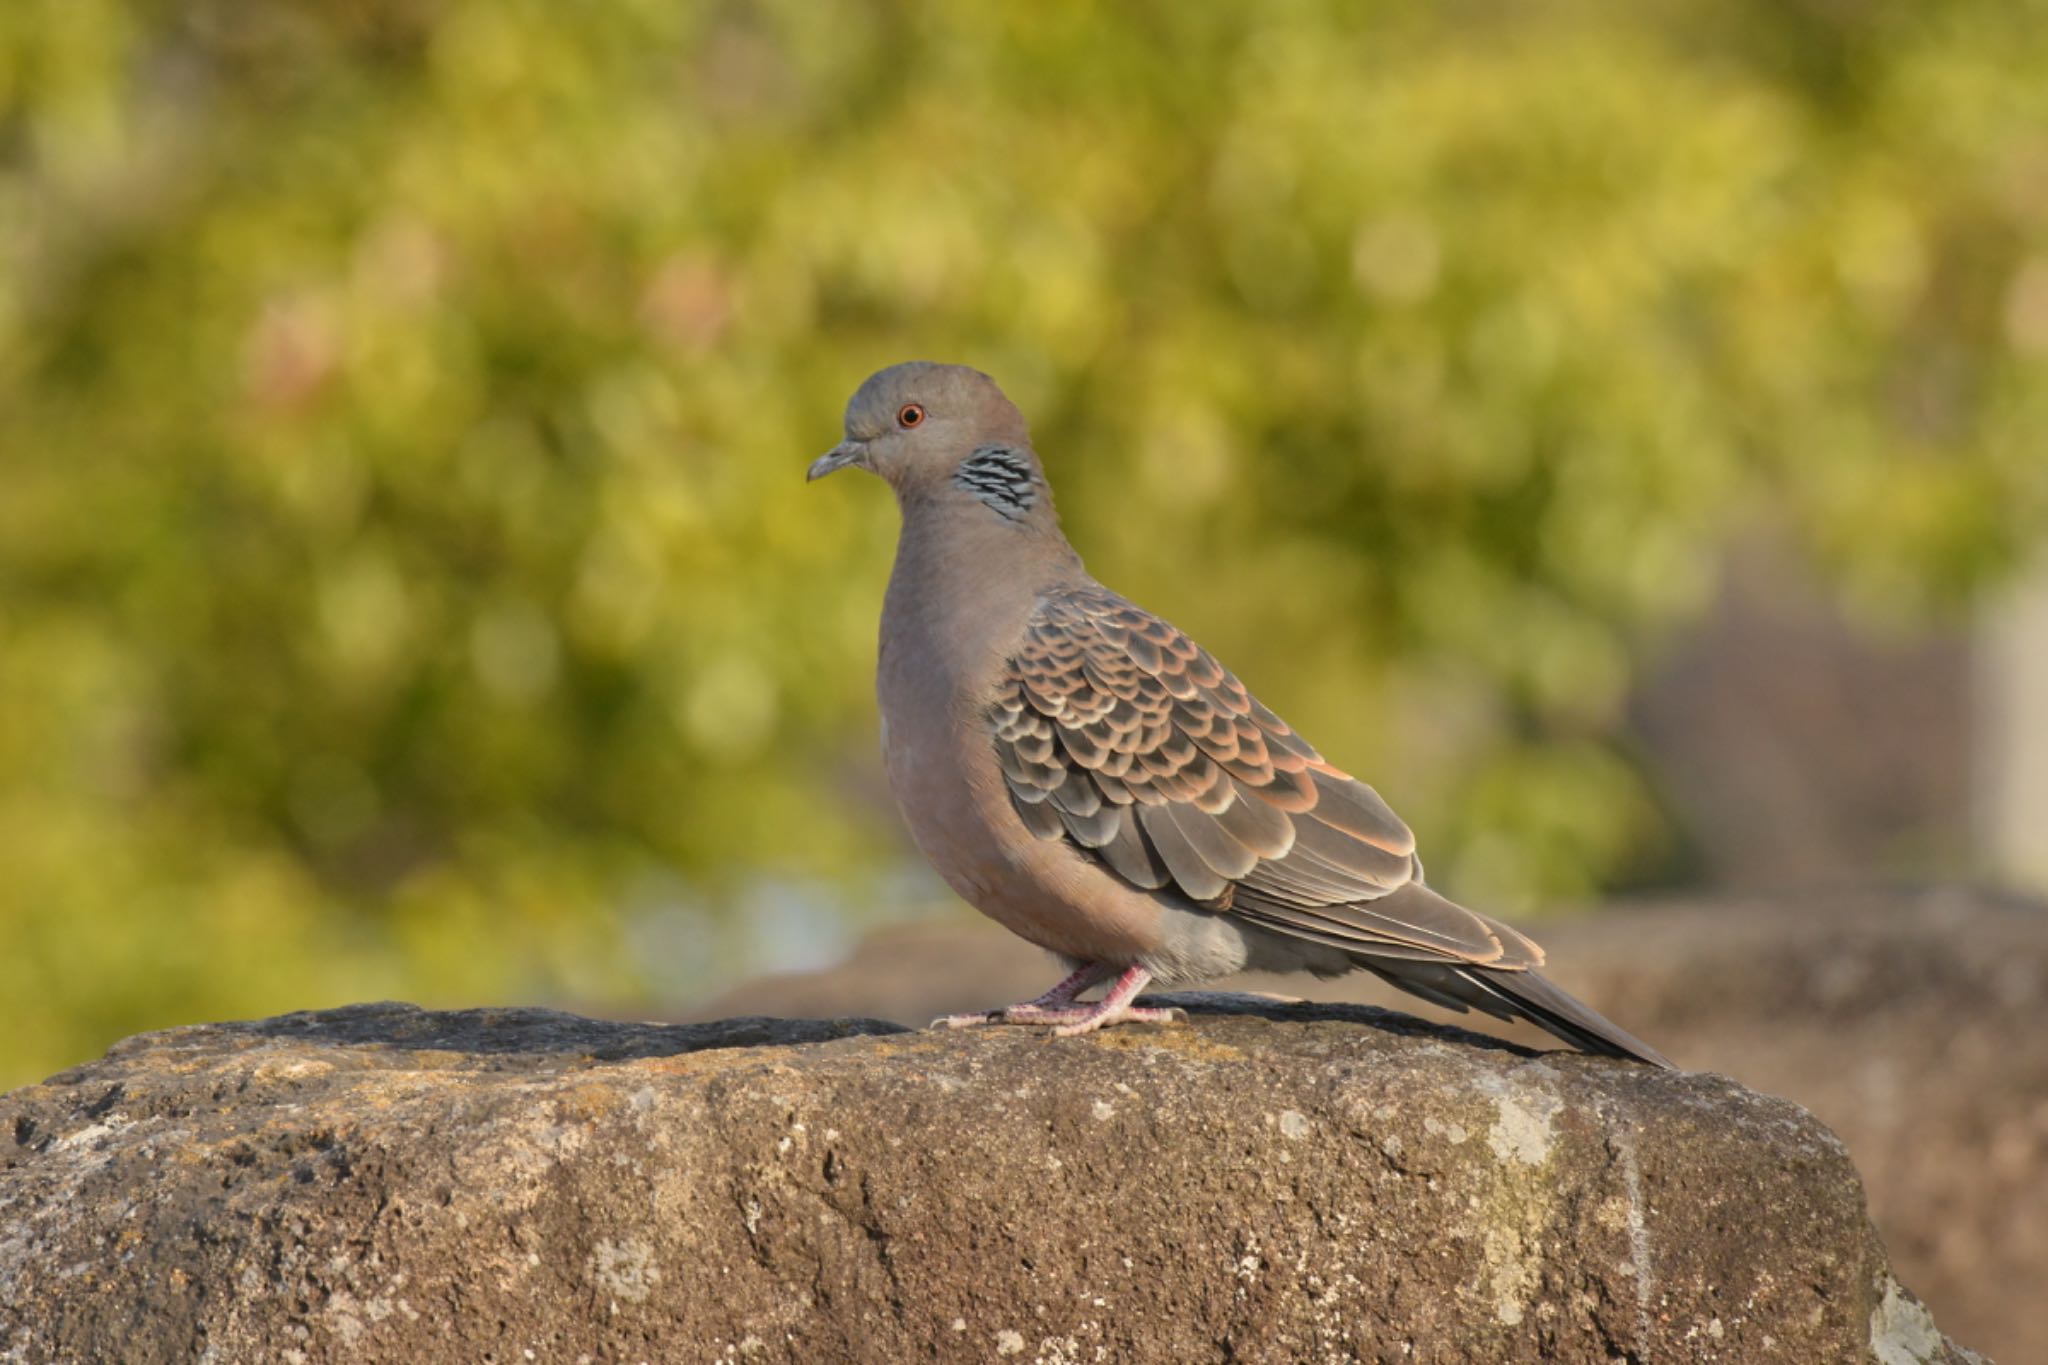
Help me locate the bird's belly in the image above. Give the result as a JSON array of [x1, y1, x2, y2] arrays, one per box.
[[880, 708, 1165, 964]]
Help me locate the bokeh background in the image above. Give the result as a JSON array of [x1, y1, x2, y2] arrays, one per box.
[[5, 1, 2048, 1088]]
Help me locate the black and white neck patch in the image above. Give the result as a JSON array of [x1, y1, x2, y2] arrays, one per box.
[[952, 445, 1041, 523]]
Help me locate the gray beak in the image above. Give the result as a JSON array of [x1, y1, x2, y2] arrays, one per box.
[[806, 440, 868, 482]]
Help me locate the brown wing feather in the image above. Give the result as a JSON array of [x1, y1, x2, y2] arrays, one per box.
[[989, 585, 1534, 969]]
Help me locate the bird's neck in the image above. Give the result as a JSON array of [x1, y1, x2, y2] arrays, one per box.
[[880, 500, 1083, 705]]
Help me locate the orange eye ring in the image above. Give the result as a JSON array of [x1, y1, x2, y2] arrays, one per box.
[[897, 403, 925, 428]]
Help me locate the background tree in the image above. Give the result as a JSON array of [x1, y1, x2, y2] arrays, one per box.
[[3, 0, 2044, 1084]]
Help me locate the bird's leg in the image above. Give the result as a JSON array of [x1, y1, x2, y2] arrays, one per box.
[[932, 962, 1115, 1029], [932, 963, 1186, 1034], [997, 963, 1118, 1021], [1049, 964, 1182, 1037]]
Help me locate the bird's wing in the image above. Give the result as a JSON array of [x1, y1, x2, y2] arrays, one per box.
[[990, 585, 1541, 969]]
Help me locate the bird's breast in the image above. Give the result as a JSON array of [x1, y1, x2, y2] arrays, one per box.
[[876, 659, 1000, 902], [875, 636, 1166, 964]]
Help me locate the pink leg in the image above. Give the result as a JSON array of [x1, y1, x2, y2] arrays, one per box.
[[932, 964, 1182, 1035], [1049, 964, 1181, 1037], [932, 963, 1115, 1030]]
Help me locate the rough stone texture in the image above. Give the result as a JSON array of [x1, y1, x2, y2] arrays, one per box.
[[1559, 889, 2046, 1365], [0, 999, 1984, 1364], [699, 885, 2047, 1365]]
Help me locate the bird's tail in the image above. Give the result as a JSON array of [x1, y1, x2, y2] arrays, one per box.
[[1456, 966, 1673, 1068], [1363, 958, 1674, 1068]]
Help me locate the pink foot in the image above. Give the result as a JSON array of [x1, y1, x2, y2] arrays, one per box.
[[932, 963, 1112, 1029], [933, 965, 1184, 1036], [1050, 965, 1182, 1036], [1049, 1001, 1183, 1037]]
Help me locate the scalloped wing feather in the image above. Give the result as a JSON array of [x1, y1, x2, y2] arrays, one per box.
[[989, 586, 1539, 970]]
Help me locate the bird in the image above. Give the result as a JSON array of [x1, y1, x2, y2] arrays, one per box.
[[807, 361, 1672, 1067]]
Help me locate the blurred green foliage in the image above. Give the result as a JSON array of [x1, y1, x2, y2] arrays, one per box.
[[3, 0, 2046, 1086]]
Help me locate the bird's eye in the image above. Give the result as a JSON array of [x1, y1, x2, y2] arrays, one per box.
[[897, 404, 925, 428]]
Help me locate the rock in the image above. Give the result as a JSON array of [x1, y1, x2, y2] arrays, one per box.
[[696, 886, 2048, 1365], [0, 999, 1985, 1364]]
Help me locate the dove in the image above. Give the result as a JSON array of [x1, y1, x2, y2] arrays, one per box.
[[808, 361, 1672, 1066]]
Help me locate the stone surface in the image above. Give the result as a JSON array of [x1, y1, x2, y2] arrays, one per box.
[[0, 998, 1985, 1364], [698, 885, 2047, 1365]]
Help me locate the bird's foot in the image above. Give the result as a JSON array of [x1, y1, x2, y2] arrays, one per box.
[[1049, 999, 1185, 1037], [933, 964, 1183, 1036], [930, 962, 1115, 1029], [932, 1002, 1104, 1029]]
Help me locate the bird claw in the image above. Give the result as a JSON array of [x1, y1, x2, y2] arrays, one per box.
[[928, 1003, 1100, 1029], [933, 966, 1183, 1036], [930, 1002, 1188, 1035], [930, 1010, 1005, 1029], [1050, 1003, 1185, 1038]]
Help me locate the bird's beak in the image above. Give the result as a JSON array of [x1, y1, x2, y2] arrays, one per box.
[[806, 440, 868, 482]]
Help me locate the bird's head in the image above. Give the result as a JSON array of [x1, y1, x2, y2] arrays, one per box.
[[808, 362, 1049, 523]]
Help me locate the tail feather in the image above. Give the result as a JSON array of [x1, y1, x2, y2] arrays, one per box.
[[1243, 875, 1675, 1066], [1360, 956, 1672, 1067], [1453, 966, 1673, 1068]]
